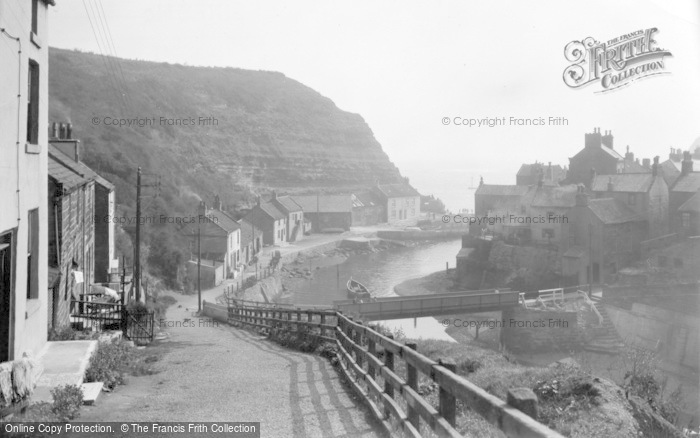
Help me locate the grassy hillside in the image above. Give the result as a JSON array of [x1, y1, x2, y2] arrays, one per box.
[[48, 48, 404, 288]]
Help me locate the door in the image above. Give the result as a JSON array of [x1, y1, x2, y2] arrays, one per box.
[[0, 232, 14, 362]]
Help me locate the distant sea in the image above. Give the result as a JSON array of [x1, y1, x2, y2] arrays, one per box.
[[401, 166, 513, 214]]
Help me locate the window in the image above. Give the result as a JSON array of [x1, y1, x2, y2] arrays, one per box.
[[27, 209, 39, 299], [542, 228, 555, 239], [681, 213, 690, 229], [26, 60, 40, 145], [31, 0, 39, 35], [627, 193, 636, 206]]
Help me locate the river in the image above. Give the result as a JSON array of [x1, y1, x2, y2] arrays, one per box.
[[287, 239, 462, 341]]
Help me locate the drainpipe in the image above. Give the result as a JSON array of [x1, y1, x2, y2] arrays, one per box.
[[0, 28, 22, 225]]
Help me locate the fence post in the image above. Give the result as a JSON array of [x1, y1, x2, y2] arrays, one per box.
[[296, 308, 302, 334], [121, 305, 128, 339], [384, 333, 395, 419], [367, 325, 376, 380], [438, 358, 457, 426], [405, 341, 419, 429], [320, 313, 326, 338], [353, 321, 363, 369]]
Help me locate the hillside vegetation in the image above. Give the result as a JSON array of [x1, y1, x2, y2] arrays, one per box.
[[48, 48, 404, 287]]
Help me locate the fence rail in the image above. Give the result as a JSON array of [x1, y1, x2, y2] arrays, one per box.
[[227, 301, 563, 438]]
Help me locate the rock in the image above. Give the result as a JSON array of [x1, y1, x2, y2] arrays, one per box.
[[507, 387, 539, 419]]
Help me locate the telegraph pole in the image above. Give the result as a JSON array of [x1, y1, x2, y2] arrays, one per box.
[[197, 224, 202, 312], [134, 167, 142, 302]]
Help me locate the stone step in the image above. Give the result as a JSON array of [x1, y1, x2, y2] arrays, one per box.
[[81, 382, 104, 405]]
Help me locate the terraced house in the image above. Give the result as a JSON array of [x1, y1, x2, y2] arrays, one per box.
[[0, 0, 55, 361], [375, 182, 421, 225]]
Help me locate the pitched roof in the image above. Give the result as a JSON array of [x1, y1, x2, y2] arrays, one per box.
[[601, 145, 624, 160], [591, 173, 655, 193], [292, 195, 353, 213], [659, 160, 681, 186], [239, 218, 263, 246], [272, 195, 302, 213], [475, 184, 529, 197], [622, 159, 650, 173], [678, 191, 700, 212], [531, 185, 578, 208], [375, 183, 420, 198], [49, 144, 114, 190], [517, 163, 565, 179], [259, 202, 286, 220], [206, 209, 240, 233], [48, 155, 90, 191], [352, 190, 382, 208], [671, 172, 700, 193], [587, 198, 645, 224]]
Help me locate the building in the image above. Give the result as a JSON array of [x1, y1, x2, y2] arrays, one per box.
[[659, 147, 700, 187], [182, 199, 241, 278], [351, 190, 384, 226], [528, 184, 578, 250], [563, 187, 647, 285], [292, 195, 353, 232], [669, 151, 700, 234], [242, 198, 287, 245], [375, 183, 421, 225], [269, 192, 304, 242], [0, 0, 54, 361], [239, 218, 263, 266], [677, 192, 700, 237], [516, 162, 566, 186], [48, 143, 100, 330], [590, 157, 669, 238]]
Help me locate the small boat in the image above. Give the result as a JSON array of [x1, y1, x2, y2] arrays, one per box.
[[347, 278, 371, 301]]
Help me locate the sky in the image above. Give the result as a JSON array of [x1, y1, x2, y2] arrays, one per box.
[[46, 0, 700, 211]]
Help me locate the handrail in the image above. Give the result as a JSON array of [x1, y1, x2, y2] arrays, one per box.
[[228, 301, 564, 438], [578, 290, 603, 326]]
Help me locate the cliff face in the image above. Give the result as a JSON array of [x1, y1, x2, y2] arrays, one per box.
[[48, 48, 403, 208]]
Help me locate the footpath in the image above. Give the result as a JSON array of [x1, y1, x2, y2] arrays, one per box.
[[80, 293, 381, 438]]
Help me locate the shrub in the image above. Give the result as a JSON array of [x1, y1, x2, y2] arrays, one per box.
[[48, 325, 77, 341], [50, 384, 83, 421], [84, 341, 134, 389]]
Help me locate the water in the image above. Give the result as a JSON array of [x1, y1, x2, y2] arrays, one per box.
[[288, 239, 462, 340]]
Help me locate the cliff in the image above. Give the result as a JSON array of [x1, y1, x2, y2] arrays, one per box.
[[48, 48, 404, 210]]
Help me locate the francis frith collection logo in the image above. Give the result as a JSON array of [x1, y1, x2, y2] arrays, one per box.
[[563, 28, 672, 93]]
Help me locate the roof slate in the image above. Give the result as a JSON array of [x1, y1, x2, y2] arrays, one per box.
[[49, 144, 114, 190], [206, 209, 240, 233], [587, 198, 645, 224], [475, 184, 529, 197], [272, 195, 303, 213], [591, 174, 655, 193], [672, 172, 700, 193], [292, 195, 353, 213], [678, 191, 700, 212], [376, 183, 420, 198], [531, 185, 578, 208]]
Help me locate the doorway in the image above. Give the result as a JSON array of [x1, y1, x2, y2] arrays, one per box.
[[0, 231, 14, 362]]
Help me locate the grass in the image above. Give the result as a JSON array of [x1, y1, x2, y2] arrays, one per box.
[[84, 339, 162, 389]]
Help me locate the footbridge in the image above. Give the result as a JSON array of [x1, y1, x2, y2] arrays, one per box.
[[334, 289, 523, 321]]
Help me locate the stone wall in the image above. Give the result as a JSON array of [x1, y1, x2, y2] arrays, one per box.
[[501, 308, 583, 353]]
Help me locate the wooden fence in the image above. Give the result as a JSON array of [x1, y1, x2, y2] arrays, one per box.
[[227, 301, 564, 438]]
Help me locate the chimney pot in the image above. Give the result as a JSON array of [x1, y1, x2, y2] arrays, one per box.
[[51, 122, 58, 138], [66, 123, 73, 140], [59, 123, 66, 139]]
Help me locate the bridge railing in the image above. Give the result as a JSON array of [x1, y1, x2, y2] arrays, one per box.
[[227, 300, 563, 438], [336, 290, 521, 320]]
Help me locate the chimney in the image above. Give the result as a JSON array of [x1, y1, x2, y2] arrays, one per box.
[[652, 156, 659, 177], [547, 162, 553, 180], [479, 176, 484, 186], [213, 195, 221, 211], [607, 177, 614, 192], [625, 145, 634, 161], [271, 190, 277, 200], [575, 185, 589, 207], [584, 127, 602, 149], [197, 201, 207, 217], [601, 130, 613, 149], [642, 158, 650, 168], [66, 123, 73, 140], [681, 151, 693, 175], [59, 123, 67, 139], [51, 122, 59, 139]]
